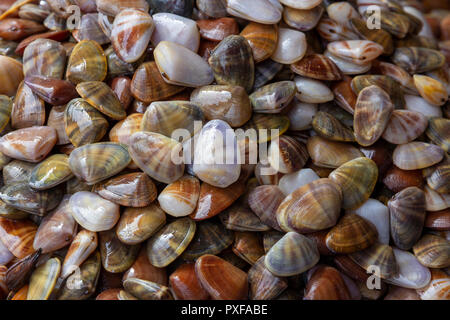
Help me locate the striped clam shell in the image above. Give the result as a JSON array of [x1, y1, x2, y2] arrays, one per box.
[[0, 95, 12, 132], [220, 202, 271, 232], [123, 278, 173, 300], [388, 187, 426, 250], [277, 178, 342, 234], [109, 113, 143, 147], [312, 111, 355, 142], [291, 54, 342, 81], [27, 257, 60, 300], [248, 255, 288, 300], [426, 117, 450, 153], [64, 98, 109, 147], [425, 159, 450, 194], [29, 154, 73, 190], [304, 265, 352, 300], [147, 217, 196, 268], [5, 249, 41, 293], [350, 17, 394, 55], [11, 81, 45, 129], [111, 8, 154, 63], [158, 175, 200, 217], [391, 47, 445, 74], [354, 85, 394, 147], [317, 17, 359, 42], [249, 81, 296, 113], [417, 269, 450, 300], [373, 10, 410, 39], [329, 157, 378, 210], [0, 217, 36, 258], [327, 40, 384, 65], [66, 40, 107, 84], [232, 231, 265, 265], [99, 229, 139, 273], [76, 13, 110, 45], [248, 185, 284, 231], [412, 234, 450, 269], [96, 0, 149, 17], [370, 61, 417, 95], [47, 105, 70, 145], [23, 38, 66, 79], [0, 55, 24, 97], [253, 59, 283, 90], [61, 229, 97, 279], [424, 185, 450, 212], [3, 160, 35, 185], [129, 131, 184, 184], [393, 142, 444, 171], [240, 22, 278, 63], [381, 110, 428, 144], [349, 243, 397, 279], [351, 74, 404, 109], [241, 113, 289, 143], [68, 142, 131, 185], [413, 75, 448, 107], [268, 135, 309, 174]]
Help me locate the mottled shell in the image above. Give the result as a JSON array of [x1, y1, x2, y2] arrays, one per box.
[[389, 187, 426, 250], [249, 81, 296, 113], [307, 136, 363, 169], [381, 110, 428, 144], [291, 54, 342, 81], [11, 81, 45, 129], [23, 38, 66, 79], [27, 257, 60, 300], [268, 135, 309, 174], [66, 40, 107, 84], [413, 75, 448, 106], [129, 131, 184, 184], [248, 185, 284, 231], [158, 175, 200, 217], [312, 111, 355, 142], [329, 157, 378, 210], [99, 230, 139, 273], [265, 232, 319, 277], [29, 154, 73, 190], [393, 142, 444, 171], [349, 243, 398, 279], [146, 217, 196, 268], [64, 98, 109, 147], [391, 47, 445, 74], [68, 143, 131, 185], [412, 234, 450, 269], [354, 85, 394, 147], [0, 217, 36, 258], [240, 22, 277, 63], [277, 178, 342, 234]]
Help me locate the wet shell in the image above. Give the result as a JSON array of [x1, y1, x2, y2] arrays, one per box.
[[349, 243, 397, 279], [242, 113, 289, 143], [197, 17, 237, 42], [291, 54, 342, 81], [265, 232, 319, 277], [27, 257, 60, 300], [47, 105, 70, 145], [268, 135, 309, 174], [248, 185, 284, 231], [304, 265, 351, 300], [294, 76, 334, 104], [11, 81, 45, 129], [111, 9, 154, 63], [307, 136, 363, 169], [147, 217, 196, 268], [382, 110, 428, 145], [94, 172, 157, 208], [324, 49, 371, 75], [195, 254, 248, 300], [240, 22, 277, 63], [351, 75, 404, 109], [190, 85, 252, 128], [208, 35, 254, 92], [61, 229, 97, 279], [413, 75, 448, 107], [76, 13, 109, 45], [123, 278, 173, 300], [105, 46, 134, 78], [0, 96, 12, 132], [29, 154, 73, 190], [327, 40, 383, 65], [393, 142, 444, 171], [0, 217, 36, 258], [425, 209, 450, 231], [141, 101, 204, 139], [317, 17, 359, 42], [3, 160, 35, 185], [249, 81, 296, 113], [271, 28, 306, 64], [131, 61, 184, 104], [220, 203, 271, 232], [69, 191, 120, 232], [325, 214, 378, 254], [154, 41, 214, 87], [276, 178, 342, 234], [225, 0, 281, 25], [424, 185, 450, 212], [354, 85, 394, 146], [389, 187, 426, 250], [64, 98, 109, 147], [158, 175, 200, 217], [0, 55, 23, 96], [232, 231, 264, 265], [253, 59, 283, 90], [375, 10, 410, 39], [182, 220, 233, 261], [248, 255, 288, 300], [5, 249, 40, 293], [123, 247, 168, 286], [329, 157, 378, 210], [24, 76, 77, 106], [283, 5, 324, 31], [0, 18, 46, 41], [169, 263, 210, 300], [417, 269, 450, 300], [115, 204, 166, 245], [426, 118, 450, 153], [129, 131, 184, 184], [312, 111, 355, 142], [68, 143, 131, 185], [391, 47, 445, 74], [95, 0, 149, 16], [370, 61, 417, 95], [109, 113, 143, 147], [66, 40, 107, 84], [278, 168, 319, 196], [0, 126, 57, 163], [196, 0, 227, 18], [99, 230, 139, 273], [349, 17, 394, 55], [412, 234, 450, 269]]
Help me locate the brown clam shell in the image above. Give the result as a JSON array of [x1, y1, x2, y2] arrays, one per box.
[[0, 217, 36, 258], [349, 243, 398, 279], [247, 185, 284, 231], [304, 265, 351, 300], [123, 248, 167, 286], [169, 263, 210, 300], [247, 255, 288, 300], [291, 54, 342, 81], [412, 234, 450, 269], [240, 22, 278, 63]]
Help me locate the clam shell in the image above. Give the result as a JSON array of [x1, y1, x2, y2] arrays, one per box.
[[5, 249, 40, 293], [94, 172, 157, 208], [190, 85, 252, 128], [99, 230, 139, 273], [123, 278, 173, 300], [61, 229, 97, 279], [109, 113, 143, 155], [417, 269, 450, 300], [283, 5, 324, 31], [317, 17, 359, 42], [271, 28, 306, 64], [0, 238, 14, 265], [152, 12, 199, 51], [0, 95, 12, 132], [0, 54, 23, 96], [393, 142, 444, 171], [294, 76, 334, 103], [413, 75, 448, 107], [253, 59, 283, 90], [0, 126, 57, 163], [131, 61, 184, 104], [154, 40, 214, 87], [327, 40, 383, 65], [404, 94, 442, 118], [225, 0, 281, 25], [3, 160, 35, 185], [0, 18, 46, 41], [220, 202, 271, 232], [76, 13, 109, 45], [11, 81, 45, 129], [277, 178, 342, 234], [195, 254, 248, 300], [370, 61, 417, 94], [248, 255, 288, 300], [240, 22, 277, 63], [169, 263, 210, 300], [391, 47, 445, 74], [265, 232, 319, 277], [105, 45, 134, 78], [425, 209, 450, 231], [307, 136, 363, 169], [268, 135, 309, 174], [354, 85, 394, 147], [424, 185, 450, 212], [111, 76, 132, 110], [116, 204, 166, 245], [312, 111, 355, 142], [69, 143, 131, 185], [412, 234, 450, 269], [279, 0, 321, 9], [96, 0, 149, 16], [66, 40, 107, 84], [304, 265, 352, 300], [426, 117, 450, 153], [28, 154, 72, 190], [27, 257, 60, 300], [349, 243, 398, 279], [381, 110, 428, 145], [250, 81, 296, 113], [291, 54, 342, 81], [242, 113, 290, 143], [123, 247, 168, 286], [111, 9, 154, 63], [129, 131, 184, 184], [278, 168, 319, 196], [375, 10, 410, 39], [350, 17, 393, 55], [69, 191, 120, 232], [248, 185, 284, 231], [47, 105, 70, 145], [147, 217, 196, 268], [285, 99, 317, 131], [196, 0, 227, 18], [232, 231, 265, 265], [158, 175, 200, 217], [324, 49, 371, 75], [24, 76, 77, 106]]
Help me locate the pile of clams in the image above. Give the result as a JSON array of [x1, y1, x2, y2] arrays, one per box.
[[0, 0, 449, 300]]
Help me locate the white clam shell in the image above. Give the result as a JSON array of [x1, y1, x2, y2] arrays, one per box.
[[424, 185, 450, 212], [324, 49, 371, 75], [154, 41, 214, 87], [348, 199, 390, 244], [326, 2, 360, 28], [69, 191, 120, 232], [193, 120, 241, 188], [279, 0, 322, 10], [278, 168, 319, 196], [286, 99, 318, 131], [151, 13, 200, 52], [226, 0, 282, 24], [158, 175, 200, 217], [327, 40, 383, 65], [61, 229, 97, 279], [386, 248, 431, 289], [294, 76, 334, 103], [404, 95, 442, 118], [271, 28, 307, 64]]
